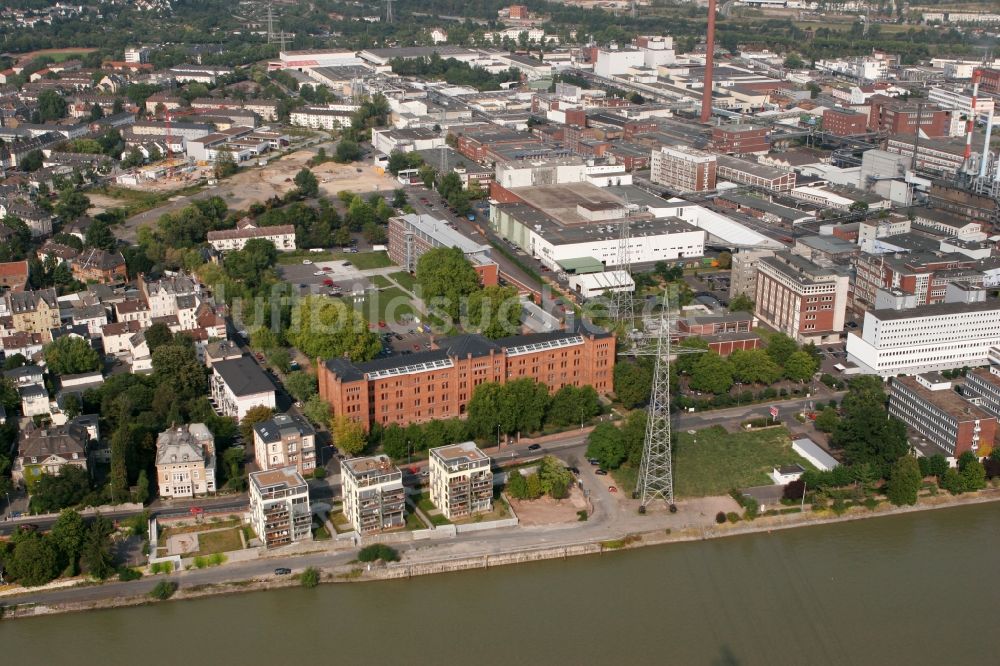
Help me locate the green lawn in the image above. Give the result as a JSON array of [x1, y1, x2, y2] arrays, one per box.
[[88, 184, 205, 217], [277, 250, 335, 264], [348, 286, 417, 324], [194, 528, 244, 555], [369, 274, 392, 289], [333, 251, 394, 269], [672, 426, 812, 498], [389, 271, 417, 292]]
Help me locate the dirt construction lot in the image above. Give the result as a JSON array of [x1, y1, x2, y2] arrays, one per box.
[[509, 486, 589, 526], [112, 148, 396, 242]]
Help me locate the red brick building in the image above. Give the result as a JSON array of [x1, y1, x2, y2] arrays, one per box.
[[508, 4, 528, 19], [318, 330, 615, 430], [979, 68, 1000, 95], [868, 96, 951, 137], [889, 374, 997, 458], [387, 214, 498, 286], [71, 248, 128, 284], [711, 126, 769, 155], [822, 108, 868, 136], [676, 312, 760, 356], [0, 260, 29, 291]]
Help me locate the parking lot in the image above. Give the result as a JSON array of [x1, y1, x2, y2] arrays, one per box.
[[279, 259, 371, 297]]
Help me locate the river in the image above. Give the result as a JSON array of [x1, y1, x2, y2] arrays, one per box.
[[2, 503, 996, 665]]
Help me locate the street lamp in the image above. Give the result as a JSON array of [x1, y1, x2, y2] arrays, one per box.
[[407, 440, 412, 465], [497, 424, 501, 449]]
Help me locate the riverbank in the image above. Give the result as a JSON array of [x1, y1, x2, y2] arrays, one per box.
[[4, 485, 999, 621]]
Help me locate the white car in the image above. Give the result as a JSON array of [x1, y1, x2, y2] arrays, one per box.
[[302, 259, 313, 265], [313, 271, 326, 276]]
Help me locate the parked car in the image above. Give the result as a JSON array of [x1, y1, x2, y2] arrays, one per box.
[[595, 469, 608, 476], [323, 278, 334, 286], [302, 259, 313, 265], [587, 458, 600, 465], [274, 567, 292, 575], [608, 486, 618, 493], [527, 444, 541, 451]]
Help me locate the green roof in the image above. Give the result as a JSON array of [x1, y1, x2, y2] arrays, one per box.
[[557, 257, 606, 274]]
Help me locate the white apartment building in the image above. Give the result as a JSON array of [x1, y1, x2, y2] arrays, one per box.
[[206, 224, 296, 253], [252, 412, 317, 476], [650, 146, 717, 192], [124, 47, 150, 64], [846, 287, 1000, 377], [141, 273, 201, 320], [249, 467, 312, 549], [211, 357, 276, 420], [595, 48, 645, 78], [341, 454, 406, 534], [289, 107, 354, 130], [429, 442, 493, 521], [927, 86, 995, 136], [155, 423, 216, 498]]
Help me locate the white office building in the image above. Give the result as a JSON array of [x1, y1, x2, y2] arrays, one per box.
[[846, 287, 1000, 377]]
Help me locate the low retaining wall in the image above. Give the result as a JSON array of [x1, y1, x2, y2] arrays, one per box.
[[454, 517, 518, 533]]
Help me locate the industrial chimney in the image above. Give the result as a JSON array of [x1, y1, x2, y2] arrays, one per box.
[[700, 0, 717, 123]]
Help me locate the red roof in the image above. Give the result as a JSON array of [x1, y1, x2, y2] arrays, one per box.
[[0, 260, 28, 278]]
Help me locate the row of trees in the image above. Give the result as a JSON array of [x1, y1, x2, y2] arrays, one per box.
[[506, 456, 574, 501], [0, 509, 117, 587], [468, 380, 601, 441]]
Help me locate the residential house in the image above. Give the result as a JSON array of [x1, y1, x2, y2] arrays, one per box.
[[7, 288, 60, 340], [429, 442, 493, 521], [71, 248, 127, 284], [210, 356, 276, 420], [12, 419, 90, 485], [155, 423, 217, 498], [249, 467, 312, 548], [252, 412, 317, 476], [341, 454, 406, 534]]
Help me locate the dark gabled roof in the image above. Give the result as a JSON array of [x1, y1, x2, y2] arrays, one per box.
[[324, 356, 364, 382], [212, 356, 275, 396], [437, 334, 500, 358]]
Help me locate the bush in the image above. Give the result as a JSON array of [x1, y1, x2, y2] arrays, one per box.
[[300, 566, 320, 588], [726, 512, 740, 523], [150, 561, 173, 574], [783, 479, 805, 501], [312, 467, 328, 479], [743, 498, 760, 520], [715, 511, 727, 524], [358, 543, 399, 563], [149, 581, 178, 600], [118, 567, 143, 581], [577, 510, 589, 522]]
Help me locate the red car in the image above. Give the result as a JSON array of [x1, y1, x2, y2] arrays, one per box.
[[608, 486, 618, 493], [378, 321, 387, 328], [323, 278, 334, 286], [254, 352, 264, 361], [412, 344, 420, 351]]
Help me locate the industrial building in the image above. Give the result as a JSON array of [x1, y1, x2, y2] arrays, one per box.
[[318, 329, 615, 430], [649, 145, 717, 192], [387, 214, 498, 285], [754, 251, 850, 344]]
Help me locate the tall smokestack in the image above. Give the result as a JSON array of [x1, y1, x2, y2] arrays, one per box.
[[963, 68, 981, 171], [700, 0, 717, 123]]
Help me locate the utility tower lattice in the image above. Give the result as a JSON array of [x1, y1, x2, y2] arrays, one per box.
[[608, 199, 634, 329], [631, 287, 706, 510]]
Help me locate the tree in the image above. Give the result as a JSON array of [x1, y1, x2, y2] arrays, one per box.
[[586, 422, 626, 470], [466, 284, 522, 339], [7, 535, 61, 586], [214, 149, 238, 179], [224, 238, 277, 290], [467, 382, 506, 439], [380, 424, 408, 460], [223, 447, 245, 490], [37, 90, 68, 121], [285, 371, 318, 402], [784, 351, 818, 383], [886, 456, 921, 506], [85, 217, 117, 251], [81, 514, 115, 580], [675, 337, 710, 374], [537, 456, 573, 497], [109, 427, 131, 501], [927, 454, 948, 479], [524, 473, 543, 499], [959, 456, 986, 492], [416, 246, 482, 322], [814, 406, 839, 433], [89, 103, 105, 121], [502, 379, 551, 434], [300, 566, 320, 588], [729, 349, 782, 385], [288, 296, 382, 362], [832, 404, 908, 475], [20, 149, 44, 172], [151, 343, 206, 400], [55, 189, 90, 221], [335, 139, 362, 163], [613, 359, 653, 409], [136, 469, 150, 504], [784, 53, 805, 69], [689, 352, 734, 395], [547, 385, 600, 427], [144, 322, 174, 352], [268, 348, 291, 373], [506, 469, 529, 499], [765, 333, 797, 366], [294, 168, 319, 197], [239, 405, 275, 443], [729, 293, 754, 313], [716, 251, 732, 269], [43, 336, 100, 375], [302, 395, 331, 427], [51, 509, 87, 574], [332, 415, 366, 456]]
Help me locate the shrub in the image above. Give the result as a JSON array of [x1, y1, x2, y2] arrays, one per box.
[[831, 498, 847, 515], [715, 511, 727, 524], [726, 512, 740, 523], [149, 581, 178, 600], [358, 543, 400, 563], [150, 561, 173, 574], [300, 567, 320, 588], [743, 498, 760, 520], [193, 556, 207, 569], [118, 567, 143, 581], [783, 479, 805, 501], [313, 467, 328, 479], [577, 510, 589, 522], [208, 553, 226, 566]]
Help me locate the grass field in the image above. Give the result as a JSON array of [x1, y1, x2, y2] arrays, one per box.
[[194, 528, 244, 556], [673, 426, 811, 498], [349, 286, 417, 323], [333, 251, 394, 269], [389, 271, 417, 292], [278, 250, 335, 265], [88, 184, 205, 217], [369, 274, 392, 289]]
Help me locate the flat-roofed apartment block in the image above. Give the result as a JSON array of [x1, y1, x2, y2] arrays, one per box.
[[429, 442, 493, 521], [649, 146, 717, 192], [252, 412, 316, 476], [888, 373, 996, 457], [341, 454, 406, 534], [754, 251, 849, 344], [387, 213, 498, 286], [249, 467, 312, 548]]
